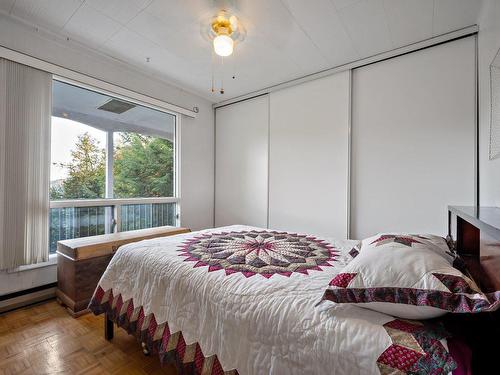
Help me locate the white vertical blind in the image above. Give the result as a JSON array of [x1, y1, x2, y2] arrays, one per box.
[[490, 50, 500, 160], [0, 59, 52, 268], [351, 37, 476, 239], [269, 72, 350, 238], [215, 95, 269, 228]]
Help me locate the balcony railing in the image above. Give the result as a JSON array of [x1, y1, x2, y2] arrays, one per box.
[[49, 198, 179, 253]]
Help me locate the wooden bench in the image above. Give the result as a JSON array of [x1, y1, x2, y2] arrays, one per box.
[[56, 226, 190, 317]]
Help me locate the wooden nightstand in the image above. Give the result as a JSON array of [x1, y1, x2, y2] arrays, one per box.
[[56, 226, 190, 317]]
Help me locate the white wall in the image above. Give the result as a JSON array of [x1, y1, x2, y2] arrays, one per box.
[[180, 110, 214, 231], [0, 261, 57, 295], [478, 0, 500, 207], [0, 15, 215, 295]]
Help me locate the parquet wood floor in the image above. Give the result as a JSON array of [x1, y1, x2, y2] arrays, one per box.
[[0, 300, 177, 375]]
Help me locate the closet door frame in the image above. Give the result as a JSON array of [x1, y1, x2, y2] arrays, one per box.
[[214, 94, 270, 228], [268, 71, 351, 238], [348, 34, 478, 239], [212, 32, 478, 240]]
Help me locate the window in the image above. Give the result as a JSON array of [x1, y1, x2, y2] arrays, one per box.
[[49, 80, 178, 253]]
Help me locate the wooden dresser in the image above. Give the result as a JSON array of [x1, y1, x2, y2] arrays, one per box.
[[446, 206, 500, 374], [448, 206, 500, 292], [56, 226, 190, 317]]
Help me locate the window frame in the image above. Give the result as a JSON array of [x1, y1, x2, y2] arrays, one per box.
[[49, 76, 181, 235]]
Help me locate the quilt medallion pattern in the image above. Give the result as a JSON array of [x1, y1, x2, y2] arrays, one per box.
[[178, 230, 338, 278], [89, 286, 238, 375], [377, 319, 456, 375]]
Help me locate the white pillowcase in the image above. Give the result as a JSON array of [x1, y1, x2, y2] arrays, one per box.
[[322, 233, 499, 319]]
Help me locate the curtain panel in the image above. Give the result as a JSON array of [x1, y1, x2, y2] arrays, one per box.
[[0, 59, 52, 269]]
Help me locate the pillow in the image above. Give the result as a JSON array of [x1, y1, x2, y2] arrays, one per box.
[[322, 233, 500, 319], [359, 233, 455, 262]]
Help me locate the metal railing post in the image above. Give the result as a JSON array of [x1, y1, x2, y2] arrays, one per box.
[[114, 204, 121, 233]]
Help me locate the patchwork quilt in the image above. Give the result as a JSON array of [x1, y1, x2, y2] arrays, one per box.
[[89, 225, 456, 374]]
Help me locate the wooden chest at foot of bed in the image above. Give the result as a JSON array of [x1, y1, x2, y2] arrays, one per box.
[[56, 226, 190, 317]]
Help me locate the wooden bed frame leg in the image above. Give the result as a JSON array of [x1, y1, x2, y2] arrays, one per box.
[[105, 312, 114, 341]]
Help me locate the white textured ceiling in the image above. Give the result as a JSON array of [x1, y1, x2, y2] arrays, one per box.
[[0, 0, 483, 102]]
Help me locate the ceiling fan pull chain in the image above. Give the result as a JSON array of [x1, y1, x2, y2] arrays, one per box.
[[220, 56, 225, 95]]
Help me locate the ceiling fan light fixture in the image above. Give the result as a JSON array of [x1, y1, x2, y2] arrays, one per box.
[[202, 9, 246, 92], [207, 10, 245, 57], [213, 34, 234, 57]]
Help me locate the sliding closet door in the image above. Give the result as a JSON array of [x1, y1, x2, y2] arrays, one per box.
[[351, 36, 476, 239], [269, 72, 350, 238], [215, 96, 269, 228]]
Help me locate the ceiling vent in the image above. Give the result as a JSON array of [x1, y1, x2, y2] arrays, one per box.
[[98, 99, 136, 114]]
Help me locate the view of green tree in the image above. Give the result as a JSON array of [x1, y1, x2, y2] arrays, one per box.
[[114, 133, 174, 198], [50, 131, 174, 200], [50, 132, 105, 200]]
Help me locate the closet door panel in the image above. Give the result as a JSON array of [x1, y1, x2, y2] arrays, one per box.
[[269, 72, 350, 238], [351, 37, 476, 239], [215, 96, 269, 228]]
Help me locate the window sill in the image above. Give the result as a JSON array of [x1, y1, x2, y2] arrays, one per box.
[[6, 254, 57, 274]]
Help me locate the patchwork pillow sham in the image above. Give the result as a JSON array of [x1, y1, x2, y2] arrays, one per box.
[[322, 233, 500, 319], [359, 233, 455, 262]]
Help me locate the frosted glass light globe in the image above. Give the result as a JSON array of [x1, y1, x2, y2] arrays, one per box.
[[213, 35, 234, 57]]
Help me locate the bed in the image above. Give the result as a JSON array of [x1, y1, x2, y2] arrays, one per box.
[[88, 223, 485, 375]]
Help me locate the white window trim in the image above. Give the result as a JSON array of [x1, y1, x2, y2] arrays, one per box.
[[7, 253, 57, 273], [50, 197, 180, 209]]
